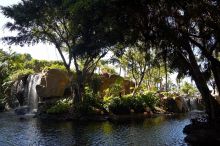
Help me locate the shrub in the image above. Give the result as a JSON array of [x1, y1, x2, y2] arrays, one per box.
[[9, 69, 34, 81], [180, 82, 197, 96], [43, 63, 66, 71], [107, 96, 130, 114], [104, 94, 145, 114], [74, 87, 104, 115], [104, 78, 124, 97], [123, 95, 145, 113], [47, 99, 72, 114], [103, 90, 160, 115], [140, 91, 159, 109]]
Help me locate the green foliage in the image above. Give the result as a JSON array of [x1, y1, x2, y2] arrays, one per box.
[[43, 63, 66, 71], [74, 86, 104, 115], [124, 94, 145, 113], [47, 99, 72, 114], [9, 69, 34, 81], [105, 96, 130, 114], [104, 92, 159, 114], [101, 65, 117, 74], [104, 78, 123, 97], [180, 82, 197, 96], [140, 91, 159, 109], [160, 91, 175, 98], [25, 59, 65, 72], [89, 75, 102, 94]]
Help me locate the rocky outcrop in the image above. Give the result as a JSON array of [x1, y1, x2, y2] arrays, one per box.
[[99, 74, 134, 97], [36, 69, 70, 100], [4, 69, 70, 113], [6, 75, 29, 109], [175, 96, 189, 112], [183, 118, 220, 146], [165, 96, 189, 113]]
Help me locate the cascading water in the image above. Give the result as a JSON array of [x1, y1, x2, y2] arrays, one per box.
[[26, 74, 41, 113]]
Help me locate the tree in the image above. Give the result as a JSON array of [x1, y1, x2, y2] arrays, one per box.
[[119, 45, 151, 95], [181, 82, 197, 96], [1, 0, 112, 102], [72, 0, 220, 120]]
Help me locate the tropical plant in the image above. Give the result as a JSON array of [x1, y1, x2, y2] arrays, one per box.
[[180, 82, 197, 96]]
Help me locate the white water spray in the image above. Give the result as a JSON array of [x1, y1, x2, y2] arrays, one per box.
[[27, 74, 41, 113]]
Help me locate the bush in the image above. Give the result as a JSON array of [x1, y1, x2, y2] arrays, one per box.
[[47, 99, 72, 114], [43, 63, 66, 71], [180, 82, 197, 96], [9, 69, 34, 81], [104, 91, 159, 114], [104, 95, 146, 114], [107, 96, 130, 114], [123, 95, 145, 113], [74, 87, 104, 115], [140, 91, 159, 109]]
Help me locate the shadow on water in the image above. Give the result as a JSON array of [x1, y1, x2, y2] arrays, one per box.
[[0, 112, 192, 146]]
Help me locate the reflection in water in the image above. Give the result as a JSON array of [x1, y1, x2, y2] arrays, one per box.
[[0, 112, 191, 146]]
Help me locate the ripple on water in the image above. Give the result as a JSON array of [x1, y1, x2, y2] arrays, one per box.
[[0, 112, 191, 146]]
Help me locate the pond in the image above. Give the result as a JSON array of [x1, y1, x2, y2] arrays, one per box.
[[0, 112, 196, 146]]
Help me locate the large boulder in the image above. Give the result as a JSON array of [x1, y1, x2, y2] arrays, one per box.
[[36, 69, 70, 99], [175, 96, 189, 112], [6, 75, 29, 109], [165, 96, 189, 113], [99, 74, 134, 97]]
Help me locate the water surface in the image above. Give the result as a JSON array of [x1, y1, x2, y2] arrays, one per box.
[[0, 112, 192, 146]]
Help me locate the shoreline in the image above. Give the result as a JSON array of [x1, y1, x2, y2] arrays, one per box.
[[36, 111, 183, 122]]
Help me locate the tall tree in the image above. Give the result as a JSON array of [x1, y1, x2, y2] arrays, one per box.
[[1, 0, 113, 102]]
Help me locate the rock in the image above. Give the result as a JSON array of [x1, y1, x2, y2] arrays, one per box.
[[154, 106, 166, 114], [99, 74, 134, 97], [7, 75, 29, 109], [145, 106, 151, 112], [165, 97, 179, 113], [165, 96, 189, 113], [184, 122, 220, 146], [36, 69, 70, 99], [175, 96, 189, 112], [14, 106, 30, 115]]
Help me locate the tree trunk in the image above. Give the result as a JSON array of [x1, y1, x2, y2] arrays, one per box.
[[210, 60, 220, 95], [164, 59, 168, 92], [183, 45, 220, 121], [74, 71, 85, 103]]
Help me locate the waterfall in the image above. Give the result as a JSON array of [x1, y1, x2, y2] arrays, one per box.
[[27, 74, 41, 113]]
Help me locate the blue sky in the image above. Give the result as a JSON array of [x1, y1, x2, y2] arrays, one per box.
[[0, 0, 62, 60]]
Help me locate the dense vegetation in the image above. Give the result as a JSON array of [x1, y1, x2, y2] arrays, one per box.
[[0, 0, 220, 121], [0, 49, 65, 110]]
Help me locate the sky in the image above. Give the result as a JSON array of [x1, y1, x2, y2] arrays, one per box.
[[0, 0, 62, 61]]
